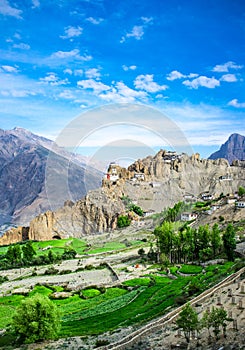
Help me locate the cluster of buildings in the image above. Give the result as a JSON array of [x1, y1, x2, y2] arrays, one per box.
[[104, 161, 245, 223]]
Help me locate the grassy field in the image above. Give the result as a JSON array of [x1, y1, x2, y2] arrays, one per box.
[[0, 261, 236, 344], [178, 264, 203, 274], [0, 237, 145, 258]]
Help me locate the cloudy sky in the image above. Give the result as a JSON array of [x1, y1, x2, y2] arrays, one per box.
[[0, 0, 244, 157]]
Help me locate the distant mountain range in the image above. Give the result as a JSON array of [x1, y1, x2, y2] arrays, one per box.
[[0, 128, 102, 226], [209, 133, 245, 164]]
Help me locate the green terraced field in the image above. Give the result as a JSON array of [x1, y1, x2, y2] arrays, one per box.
[[0, 260, 237, 346]]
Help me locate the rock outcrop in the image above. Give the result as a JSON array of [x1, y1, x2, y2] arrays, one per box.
[[209, 133, 245, 164], [28, 186, 125, 241], [0, 226, 29, 245]]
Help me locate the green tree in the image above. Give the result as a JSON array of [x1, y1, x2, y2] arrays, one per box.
[[12, 294, 60, 343], [117, 215, 131, 228], [62, 246, 77, 260], [222, 223, 236, 261], [154, 221, 174, 262], [211, 223, 222, 258], [48, 249, 55, 263], [176, 303, 199, 343], [138, 248, 145, 258], [209, 307, 229, 339], [165, 201, 183, 222], [238, 186, 245, 197], [6, 245, 22, 267], [22, 241, 36, 264]]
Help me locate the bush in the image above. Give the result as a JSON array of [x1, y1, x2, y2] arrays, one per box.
[[44, 266, 59, 275], [11, 294, 60, 343], [95, 339, 109, 347], [0, 275, 8, 284], [82, 288, 101, 299], [117, 215, 131, 228], [59, 269, 72, 275], [129, 204, 144, 216]]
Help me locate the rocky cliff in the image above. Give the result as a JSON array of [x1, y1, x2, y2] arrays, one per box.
[[0, 128, 102, 225], [28, 185, 125, 240], [209, 133, 245, 164], [1, 150, 244, 245]]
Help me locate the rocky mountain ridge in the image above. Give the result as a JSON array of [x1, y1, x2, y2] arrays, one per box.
[[1, 150, 244, 245], [209, 133, 245, 164], [0, 128, 102, 226]]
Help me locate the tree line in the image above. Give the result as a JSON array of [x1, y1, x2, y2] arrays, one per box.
[[0, 241, 77, 270], [152, 221, 236, 264]]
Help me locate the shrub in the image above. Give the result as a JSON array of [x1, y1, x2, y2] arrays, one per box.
[[117, 215, 131, 228], [95, 339, 109, 347], [129, 204, 144, 216], [11, 294, 60, 343], [84, 264, 94, 270], [44, 266, 59, 275], [82, 288, 101, 299], [59, 269, 72, 275], [0, 275, 8, 284]]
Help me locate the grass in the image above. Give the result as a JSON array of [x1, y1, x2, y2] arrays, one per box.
[[0, 294, 24, 328], [178, 264, 203, 274], [82, 288, 101, 299], [33, 238, 87, 256], [123, 277, 151, 287]]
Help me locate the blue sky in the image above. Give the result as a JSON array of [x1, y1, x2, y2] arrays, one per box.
[[0, 0, 245, 158]]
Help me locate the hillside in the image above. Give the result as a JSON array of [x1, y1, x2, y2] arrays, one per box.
[[0, 128, 102, 226], [209, 133, 245, 164], [1, 150, 244, 245]]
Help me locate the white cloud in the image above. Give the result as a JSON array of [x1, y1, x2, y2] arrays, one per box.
[[1, 65, 18, 73], [166, 70, 198, 81], [121, 25, 144, 43], [14, 32, 21, 39], [74, 69, 83, 76], [39, 72, 69, 86], [86, 17, 103, 25], [122, 65, 137, 71], [126, 25, 144, 40], [77, 78, 147, 103], [0, 0, 22, 19], [63, 68, 73, 75], [117, 81, 147, 98], [188, 73, 199, 79], [141, 16, 153, 24], [212, 61, 243, 72], [220, 74, 237, 82], [166, 70, 186, 81], [183, 76, 220, 89], [228, 99, 245, 108], [58, 90, 76, 100], [134, 74, 168, 93], [77, 79, 110, 93], [100, 82, 147, 103], [13, 43, 30, 50], [85, 68, 101, 79], [7, 90, 36, 97], [32, 0, 40, 8], [60, 26, 83, 40], [51, 49, 92, 61]]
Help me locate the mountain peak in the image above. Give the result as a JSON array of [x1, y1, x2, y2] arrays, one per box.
[[209, 133, 245, 164]]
